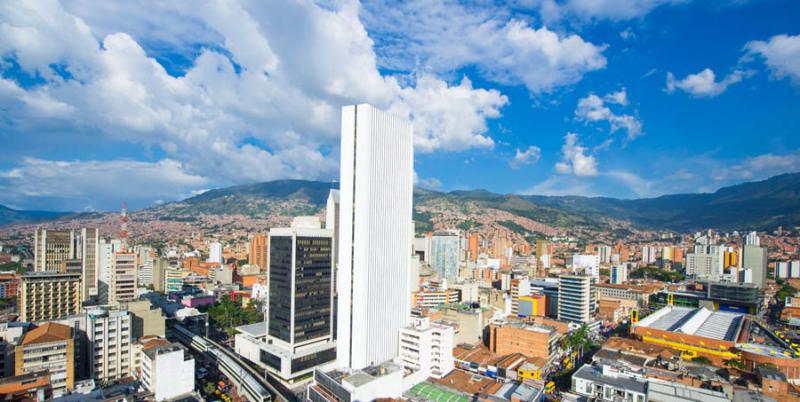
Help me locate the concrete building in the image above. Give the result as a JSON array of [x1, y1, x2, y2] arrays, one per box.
[[489, 320, 562, 362], [686, 252, 722, 281], [610, 265, 628, 285], [33, 228, 77, 273], [98, 238, 124, 304], [140, 343, 194, 401], [151, 258, 169, 293], [641, 246, 657, 265], [431, 230, 460, 279], [208, 241, 224, 264], [307, 362, 423, 402], [248, 234, 268, 271], [510, 278, 531, 317], [18, 272, 81, 322], [80, 228, 100, 301], [164, 267, 184, 293], [597, 245, 612, 264], [336, 104, 414, 370], [741, 244, 768, 288], [86, 308, 132, 382], [434, 304, 490, 345], [110, 251, 137, 304], [135, 246, 154, 286], [262, 216, 336, 384], [414, 289, 459, 308], [0, 323, 24, 378], [125, 300, 166, 339], [558, 274, 596, 324], [398, 317, 454, 379], [568, 254, 600, 278], [15, 323, 75, 397]]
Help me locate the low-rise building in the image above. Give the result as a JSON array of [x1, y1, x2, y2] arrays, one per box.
[[488, 319, 562, 362], [140, 343, 194, 401], [398, 317, 454, 379], [14, 323, 75, 397]]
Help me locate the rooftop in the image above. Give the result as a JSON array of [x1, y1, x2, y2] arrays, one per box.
[[20, 322, 71, 345], [573, 364, 647, 394], [633, 306, 744, 341]]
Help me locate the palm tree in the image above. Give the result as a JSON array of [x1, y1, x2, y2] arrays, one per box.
[[563, 324, 593, 362]]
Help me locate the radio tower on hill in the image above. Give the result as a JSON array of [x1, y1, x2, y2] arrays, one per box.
[[120, 201, 129, 248]]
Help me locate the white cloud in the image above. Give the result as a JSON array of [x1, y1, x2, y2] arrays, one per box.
[[413, 171, 442, 190], [712, 152, 800, 182], [0, 0, 511, 209], [523, 0, 689, 23], [665, 68, 745, 98], [555, 132, 598, 177], [575, 89, 642, 140], [0, 158, 207, 211], [362, 1, 607, 94], [509, 145, 542, 169], [745, 34, 800, 85]]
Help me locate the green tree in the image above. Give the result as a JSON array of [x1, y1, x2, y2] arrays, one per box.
[[723, 358, 746, 371], [562, 324, 594, 362], [691, 356, 712, 365]]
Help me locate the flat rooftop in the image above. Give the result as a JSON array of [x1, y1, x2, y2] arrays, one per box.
[[633, 306, 744, 341], [573, 364, 647, 395]]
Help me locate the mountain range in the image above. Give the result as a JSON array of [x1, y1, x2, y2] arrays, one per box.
[[2, 173, 800, 232]]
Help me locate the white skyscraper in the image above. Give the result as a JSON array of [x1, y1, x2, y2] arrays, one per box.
[[336, 104, 414, 370], [208, 242, 223, 264]]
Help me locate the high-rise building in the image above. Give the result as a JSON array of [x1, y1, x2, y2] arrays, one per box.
[[745, 231, 760, 246], [610, 265, 628, 285], [568, 254, 600, 278], [87, 308, 132, 382], [263, 217, 336, 384], [164, 268, 184, 293], [15, 323, 75, 397], [98, 238, 124, 304], [18, 272, 81, 322], [431, 231, 459, 279], [686, 253, 722, 281], [33, 228, 77, 272], [248, 234, 268, 271], [325, 189, 340, 341], [151, 258, 169, 293], [336, 104, 414, 370], [741, 244, 768, 288], [136, 246, 154, 286], [558, 274, 596, 324], [208, 242, 224, 264], [596, 245, 612, 264], [778, 261, 789, 279], [80, 228, 100, 300], [111, 252, 137, 304], [467, 233, 479, 262], [641, 246, 657, 264]]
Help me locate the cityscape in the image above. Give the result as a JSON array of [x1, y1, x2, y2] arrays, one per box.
[[1, 1, 800, 402]]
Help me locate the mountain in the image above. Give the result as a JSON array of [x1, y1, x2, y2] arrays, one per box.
[[523, 172, 800, 231], [5, 173, 800, 232], [0, 204, 74, 227]]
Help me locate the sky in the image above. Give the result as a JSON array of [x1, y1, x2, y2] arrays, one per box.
[[1, 0, 799, 211]]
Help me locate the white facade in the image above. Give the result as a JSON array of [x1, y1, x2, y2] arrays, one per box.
[[610, 265, 628, 285], [398, 317, 454, 379], [792, 261, 800, 278], [87, 308, 132, 382], [98, 238, 124, 304], [208, 242, 224, 264], [431, 231, 460, 279], [558, 274, 596, 324], [596, 246, 612, 264], [140, 343, 194, 401], [336, 104, 414, 370], [569, 254, 600, 278], [136, 246, 154, 286], [641, 246, 657, 264], [686, 253, 722, 281], [414, 236, 433, 264]]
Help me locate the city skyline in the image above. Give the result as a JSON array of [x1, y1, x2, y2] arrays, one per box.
[[0, 1, 799, 212]]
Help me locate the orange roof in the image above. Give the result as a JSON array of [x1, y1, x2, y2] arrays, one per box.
[[20, 323, 71, 345]]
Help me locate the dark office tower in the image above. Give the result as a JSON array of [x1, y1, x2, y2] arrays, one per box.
[[263, 216, 336, 385], [81, 228, 100, 301]]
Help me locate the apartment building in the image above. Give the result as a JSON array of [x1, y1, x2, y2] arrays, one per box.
[[18, 272, 81, 322], [14, 323, 75, 397], [398, 317, 455, 379]]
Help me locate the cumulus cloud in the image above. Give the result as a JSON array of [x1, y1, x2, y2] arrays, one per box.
[[525, 0, 689, 23], [745, 34, 800, 85], [362, 1, 607, 94], [555, 133, 598, 176], [712, 152, 800, 182], [0, 158, 207, 211], [575, 89, 642, 140], [509, 145, 542, 169], [413, 171, 443, 190], [666, 68, 745, 97], [0, 0, 511, 209]]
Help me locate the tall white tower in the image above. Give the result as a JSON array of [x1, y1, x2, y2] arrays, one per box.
[[336, 104, 414, 370]]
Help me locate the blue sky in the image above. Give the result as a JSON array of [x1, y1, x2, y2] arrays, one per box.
[[0, 0, 799, 211]]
